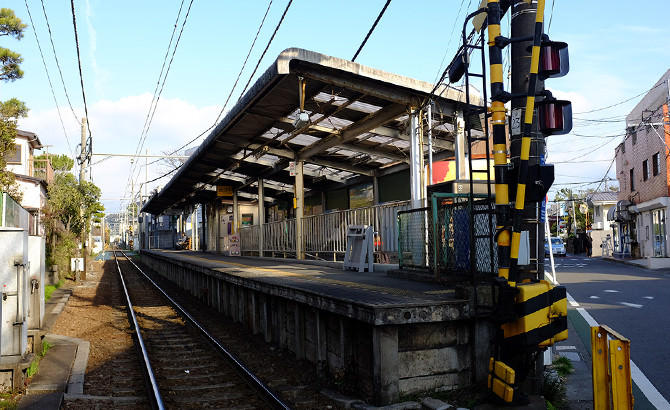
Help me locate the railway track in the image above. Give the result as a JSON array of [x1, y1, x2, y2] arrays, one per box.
[[65, 250, 292, 409]]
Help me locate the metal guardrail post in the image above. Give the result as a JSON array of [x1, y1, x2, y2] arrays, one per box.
[[591, 325, 633, 410]]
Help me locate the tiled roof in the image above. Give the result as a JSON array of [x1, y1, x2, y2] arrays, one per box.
[[589, 191, 618, 203]]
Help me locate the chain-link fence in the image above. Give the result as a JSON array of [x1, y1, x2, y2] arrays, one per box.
[[398, 195, 496, 280]]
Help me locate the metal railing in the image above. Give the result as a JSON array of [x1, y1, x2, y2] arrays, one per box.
[[239, 200, 411, 260], [30, 159, 54, 184]]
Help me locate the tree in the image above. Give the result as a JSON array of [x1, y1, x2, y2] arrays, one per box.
[[0, 8, 26, 82], [35, 153, 74, 173], [43, 171, 105, 269], [0, 8, 26, 199], [46, 173, 104, 235], [0, 98, 28, 199]]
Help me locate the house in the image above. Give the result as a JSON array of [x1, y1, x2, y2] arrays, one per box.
[[587, 191, 618, 256], [613, 69, 670, 267], [5, 130, 53, 236]]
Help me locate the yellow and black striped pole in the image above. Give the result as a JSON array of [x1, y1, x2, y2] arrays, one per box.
[[486, 0, 511, 281], [508, 0, 546, 282]]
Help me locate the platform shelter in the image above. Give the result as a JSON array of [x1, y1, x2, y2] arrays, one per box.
[[141, 48, 485, 262]]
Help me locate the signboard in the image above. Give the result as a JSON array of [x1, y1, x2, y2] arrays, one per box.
[[289, 161, 296, 176], [511, 108, 522, 136], [217, 185, 233, 197], [70, 258, 84, 272], [229, 234, 240, 256]]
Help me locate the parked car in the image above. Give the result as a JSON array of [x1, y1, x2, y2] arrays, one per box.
[[545, 237, 566, 257]]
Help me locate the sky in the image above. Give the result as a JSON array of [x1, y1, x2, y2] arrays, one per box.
[[3, 0, 670, 214]]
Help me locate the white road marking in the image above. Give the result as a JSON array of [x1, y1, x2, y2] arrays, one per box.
[[589, 296, 600, 299], [643, 296, 654, 300], [568, 292, 670, 409], [566, 292, 580, 307], [631, 361, 670, 409], [603, 289, 619, 293], [555, 345, 576, 351], [620, 302, 643, 309]]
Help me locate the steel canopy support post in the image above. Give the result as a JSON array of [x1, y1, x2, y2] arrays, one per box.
[[427, 103, 434, 185], [258, 179, 265, 257], [233, 190, 239, 235], [409, 108, 424, 209], [455, 111, 466, 180], [295, 160, 305, 260]]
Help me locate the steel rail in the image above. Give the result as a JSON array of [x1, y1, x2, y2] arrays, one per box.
[[112, 251, 165, 410], [120, 251, 292, 410]]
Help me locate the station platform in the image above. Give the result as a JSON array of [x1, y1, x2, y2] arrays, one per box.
[[146, 250, 468, 320], [139, 249, 491, 405]]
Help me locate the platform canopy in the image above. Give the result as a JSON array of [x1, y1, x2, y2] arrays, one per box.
[[142, 48, 484, 215]]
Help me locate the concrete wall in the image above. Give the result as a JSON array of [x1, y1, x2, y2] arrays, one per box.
[[139, 251, 485, 405]]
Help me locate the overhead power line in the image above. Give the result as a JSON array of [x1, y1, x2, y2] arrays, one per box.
[[70, 0, 92, 157], [23, 0, 74, 157], [39, 0, 79, 122], [146, 0, 290, 169], [125, 0, 195, 205], [351, 0, 392, 62], [575, 81, 666, 115]]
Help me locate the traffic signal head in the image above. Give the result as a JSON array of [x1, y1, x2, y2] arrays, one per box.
[[537, 98, 572, 136], [538, 40, 569, 80]]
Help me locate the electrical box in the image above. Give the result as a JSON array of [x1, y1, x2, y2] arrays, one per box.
[[0, 228, 29, 357]]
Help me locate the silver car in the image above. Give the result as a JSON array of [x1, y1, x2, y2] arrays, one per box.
[[545, 237, 566, 257]]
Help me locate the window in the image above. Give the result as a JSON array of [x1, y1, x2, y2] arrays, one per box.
[[5, 144, 21, 164], [632, 132, 637, 145], [630, 168, 635, 191], [643, 159, 649, 181], [653, 152, 660, 176], [595, 205, 601, 218]]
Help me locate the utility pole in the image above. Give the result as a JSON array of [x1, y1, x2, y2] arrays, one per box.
[[79, 117, 87, 183], [79, 117, 88, 280], [510, 0, 545, 395]]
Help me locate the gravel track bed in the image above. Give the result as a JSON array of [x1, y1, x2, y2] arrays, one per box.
[[53, 254, 337, 409]]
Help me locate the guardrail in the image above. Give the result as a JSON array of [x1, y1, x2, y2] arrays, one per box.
[[591, 325, 633, 409]]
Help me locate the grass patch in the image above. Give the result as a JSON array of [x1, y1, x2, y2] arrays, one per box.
[[44, 279, 65, 301], [26, 340, 52, 379], [0, 391, 18, 409]]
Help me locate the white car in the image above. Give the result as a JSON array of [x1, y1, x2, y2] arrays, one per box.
[[545, 237, 566, 257]]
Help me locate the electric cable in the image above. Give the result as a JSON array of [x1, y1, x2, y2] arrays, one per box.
[[351, 0, 392, 62], [141, 0, 277, 172], [575, 81, 666, 115], [23, 0, 75, 158], [236, 0, 293, 101], [125, 0, 195, 205], [70, 0, 92, 162], [39, 0, 79, 122]]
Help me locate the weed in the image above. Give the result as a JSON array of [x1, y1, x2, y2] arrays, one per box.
[[541, 370, 566, 410], [552, 356, 574, 377]]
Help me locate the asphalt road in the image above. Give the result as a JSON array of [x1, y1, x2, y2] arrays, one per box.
[[549, 255, 670, 405]]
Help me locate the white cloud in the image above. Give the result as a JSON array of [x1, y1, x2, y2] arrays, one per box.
[[17, 94, 222, 213]]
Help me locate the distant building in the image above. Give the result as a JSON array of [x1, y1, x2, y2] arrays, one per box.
[[587, 191, 618, 256], [5, 130, 53, 236], [613, 69, 670, 266]]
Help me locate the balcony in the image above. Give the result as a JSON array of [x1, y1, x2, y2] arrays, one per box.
[[30, 158, 54, 184]]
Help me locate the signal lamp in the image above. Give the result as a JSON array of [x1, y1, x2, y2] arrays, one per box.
[[539, 40, 569, 80], [537, 99, 572, 136]]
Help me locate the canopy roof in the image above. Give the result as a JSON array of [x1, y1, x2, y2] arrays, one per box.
[[142, 48, 483, 215]]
